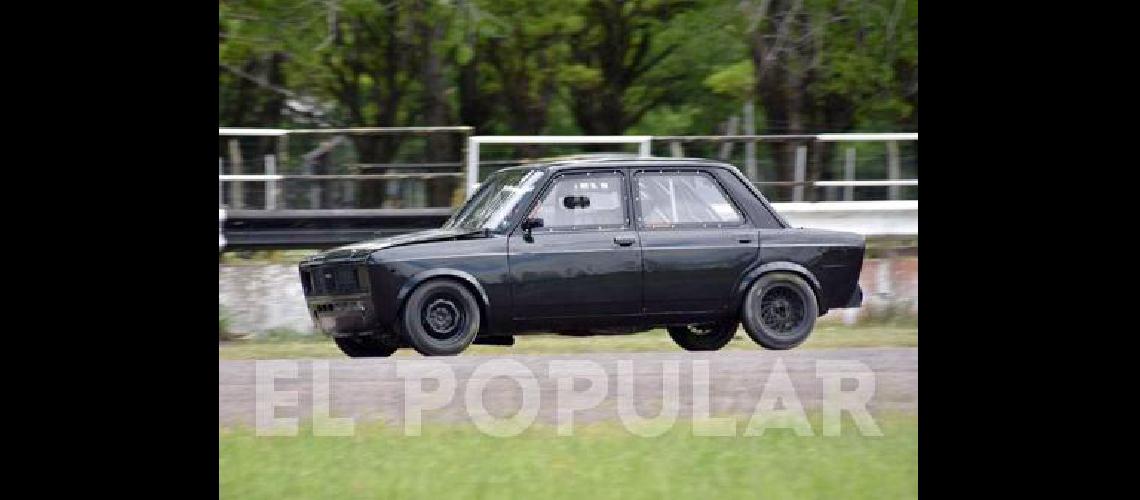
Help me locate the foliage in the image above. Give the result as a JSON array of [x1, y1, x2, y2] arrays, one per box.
[[705, 59, 755, 99], [219, 0, 918, 139], [219, 306, 247, 341]]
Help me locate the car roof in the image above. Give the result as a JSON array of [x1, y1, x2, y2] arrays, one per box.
[[499, 155, 738, 173], [486, 154, 789, 228]]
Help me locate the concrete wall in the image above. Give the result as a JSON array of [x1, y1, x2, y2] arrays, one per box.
[[219, 257, 918, 335], [219, 264, 315, 335], [777, 200, 917, 237], [820, 256, 917, 323]]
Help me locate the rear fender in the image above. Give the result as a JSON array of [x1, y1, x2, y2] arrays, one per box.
[[732, 261, 824, 314]]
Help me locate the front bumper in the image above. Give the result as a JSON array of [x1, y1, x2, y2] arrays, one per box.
[[300, 257, 378, 337], [305, 293, 377, 338]]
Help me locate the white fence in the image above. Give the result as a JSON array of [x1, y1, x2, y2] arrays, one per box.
[[465, 135, 653, 196], [219, 129, 917, 238]]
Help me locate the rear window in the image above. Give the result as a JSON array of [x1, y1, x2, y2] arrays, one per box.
[[635, 172, 744, 229]]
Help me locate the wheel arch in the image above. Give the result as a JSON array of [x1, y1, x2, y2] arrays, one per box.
[[395, 269, 491, 330], [734, 262, 826, 316]]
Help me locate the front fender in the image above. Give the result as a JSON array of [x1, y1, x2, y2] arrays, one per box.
[[731, 261, 824, 312], [395, 268, 492, 316]]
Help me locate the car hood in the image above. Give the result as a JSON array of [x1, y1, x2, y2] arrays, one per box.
[[307, 228, 484, 261]]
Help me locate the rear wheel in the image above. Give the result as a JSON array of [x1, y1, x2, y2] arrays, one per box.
[[741, 272, 819, 350], [334, 335, 397, 358], [400, 279, 481, 356], [667, 321, 738, 351]]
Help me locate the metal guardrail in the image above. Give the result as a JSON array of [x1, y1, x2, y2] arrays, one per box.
[[221, 208, 455, 250], [219, 200, 918, 250]]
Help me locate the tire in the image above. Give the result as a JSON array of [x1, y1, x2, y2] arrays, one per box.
[[334, 335, 397, 358], [741, 272, 819, 350], [667, 321, 738, 351], [399, 279, 482, 356]]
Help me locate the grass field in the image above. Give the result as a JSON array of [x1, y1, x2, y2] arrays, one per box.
[[218, 324, 917, 360], [219, 414, 917, 499]]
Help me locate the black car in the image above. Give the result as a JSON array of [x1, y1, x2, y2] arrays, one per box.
[[299, 156, 865, 357]]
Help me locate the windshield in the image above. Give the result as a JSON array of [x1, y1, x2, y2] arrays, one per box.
[[444, 168, 545, 232]]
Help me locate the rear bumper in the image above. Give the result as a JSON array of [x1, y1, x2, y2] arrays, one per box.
[[841, 285, 863, 308]]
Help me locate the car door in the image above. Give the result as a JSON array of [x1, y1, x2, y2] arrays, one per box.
[[634, 168, 758, 314], [508, 169, 642, 322]]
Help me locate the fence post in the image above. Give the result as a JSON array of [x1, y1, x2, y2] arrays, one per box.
[[307, 156, 322, 209], [743, 100, 757, 181], [793, 144, 807, 202], [466, 138, 480, 198], [718, 116, 739, 160], [887, 140, 901, 200], [454, 129, 471, 207], [669, 140, 683, 157], [277, 134, 289, 208], [218, 157, 225, 208], [264, 155, 277, 210], [344, 171, 356, 208], [219, 208, 226, 252], [228, 139, 243, 209], [844, 147, 856, 201]]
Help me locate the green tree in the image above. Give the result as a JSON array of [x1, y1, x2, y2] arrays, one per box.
[[467, 0, 585, 155], [740, 0, 917, 197], [218, 0, 918, 165], [564, 0, 698, 135]]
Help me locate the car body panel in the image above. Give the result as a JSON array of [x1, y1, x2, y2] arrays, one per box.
[[364, 236, 512, 334], [638, 228, 759, 314], [507, 229, 643, 321], [299, 157, 865, 339]]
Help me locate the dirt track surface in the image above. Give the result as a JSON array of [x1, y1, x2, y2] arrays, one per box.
[[219, 348, 917, 428]]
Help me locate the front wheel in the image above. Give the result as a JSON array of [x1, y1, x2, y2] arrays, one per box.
[[334, 336, 397, 358], [741, 272, 819, 350], [667, 321, 738, 351], [399, 279, 481, 356]]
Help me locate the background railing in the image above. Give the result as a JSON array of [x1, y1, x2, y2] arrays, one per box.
[[219, 126, 474, 211], [650, 132, 917, 203], [219, 128, 917, 249], [220, 128, 916, 210]]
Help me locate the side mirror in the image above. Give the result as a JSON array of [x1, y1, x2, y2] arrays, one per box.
[[521, 217, 544, 233], [563, 195, 591, 209]]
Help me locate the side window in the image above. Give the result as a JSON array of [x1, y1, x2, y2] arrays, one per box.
[[529, 172, 627, 231], [636, 171, 745, 229]]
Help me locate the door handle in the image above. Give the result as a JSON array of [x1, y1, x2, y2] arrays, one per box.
[[735, 233, 754, 244], [614, 236, 637, 246]]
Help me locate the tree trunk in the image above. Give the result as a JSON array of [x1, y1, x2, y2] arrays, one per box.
[[457, 0, 492, 134], [413, 0, 456, 207], [223, 58, 258, 126]]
